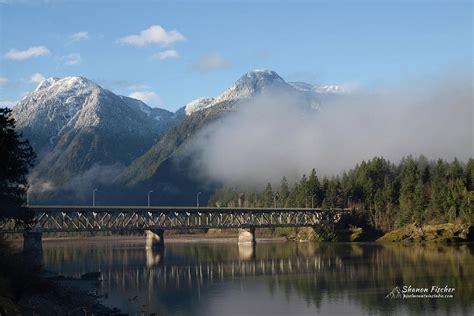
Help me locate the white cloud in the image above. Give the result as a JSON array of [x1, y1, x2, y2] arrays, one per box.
[[63, 53, 82, 65], [0, 100, 18, 108], [191, 52, 230, 73], [128, 91, 162, 107], [152, 49, 179, 60], [30, 73, 46, 84], [0, 77, 8, 86], [4, 46, 50, 61], [118, 25, 185, 47], [70, 31, 89, 42]]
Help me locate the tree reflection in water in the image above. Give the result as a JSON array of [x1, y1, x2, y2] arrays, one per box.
[[42, 240, 474, 316]]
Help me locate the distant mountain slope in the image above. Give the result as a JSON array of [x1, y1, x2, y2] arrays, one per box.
[[11, 76, 177, 202], [115, 69, 343, 204]]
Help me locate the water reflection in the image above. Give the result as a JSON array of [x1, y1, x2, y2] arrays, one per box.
[[42, 240, 474, 316], [146, 248, 163, 268], [238, 242, 256, 260]]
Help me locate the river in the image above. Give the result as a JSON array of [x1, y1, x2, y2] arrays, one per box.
[[42, 238, 474, 316]]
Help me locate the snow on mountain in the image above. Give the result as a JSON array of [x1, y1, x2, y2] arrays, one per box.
[[11, 75, 182, 203], [184, 69, 348, 116], [12, 76, 175, 159], [184, 97, 215, 115], [214, 69, 286, 102], [119, 95, 173, 122], [12, 76, 102, 152], [289, 81, 350, 94], [184, 69, 288, 115]]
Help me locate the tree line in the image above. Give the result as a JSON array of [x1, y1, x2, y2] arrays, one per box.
[[208, 156, 473, 232]]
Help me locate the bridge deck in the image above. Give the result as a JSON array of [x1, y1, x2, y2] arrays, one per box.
[[1, 206, 352, 233]]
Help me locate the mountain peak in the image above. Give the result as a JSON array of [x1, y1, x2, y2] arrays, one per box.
[[235, 69, 285, 86], [35, 76, 98, 92], [214, 68, 286, 103]]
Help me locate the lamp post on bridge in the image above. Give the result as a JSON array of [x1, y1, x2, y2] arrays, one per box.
[[92, 188, 98, 207], [148, 190, 154, 208], [196, 192, 202, 208]]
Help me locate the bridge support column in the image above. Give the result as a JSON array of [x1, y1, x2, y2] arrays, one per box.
[[23, 229, 43, 268], [145, 229, 164, 249], [238, 228, 256, 244]]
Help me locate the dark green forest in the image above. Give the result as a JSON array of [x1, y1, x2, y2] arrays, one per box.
[[208, 156, 474, 232]]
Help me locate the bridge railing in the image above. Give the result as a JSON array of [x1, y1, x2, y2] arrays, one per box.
[[25, 205, 352, 212], [1, 206, 353, 233]]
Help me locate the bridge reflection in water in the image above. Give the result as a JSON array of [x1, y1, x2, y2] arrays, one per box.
[[42, 240, 474, 316], [43, 241, 342, 288], [139, 248, 339, 289]]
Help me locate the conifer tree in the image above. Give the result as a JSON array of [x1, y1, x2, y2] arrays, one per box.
[[0, 107, 35, 222]]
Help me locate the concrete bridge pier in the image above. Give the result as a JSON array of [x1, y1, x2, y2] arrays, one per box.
[[238, 227, 256, 244], [23, 229, 43, 268], [145, 229, 164, 249]]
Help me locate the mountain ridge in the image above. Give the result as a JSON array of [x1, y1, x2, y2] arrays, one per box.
[[11, 69, 347, 204], [114, 69, 346, 204], [11, 76, 178, 202]]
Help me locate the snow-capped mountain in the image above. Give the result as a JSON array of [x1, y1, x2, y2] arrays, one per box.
[[12, 76, 177, 202], [13, 76, 174, 156], [117, 69, 347, 204], [13, 76, 102, 154], [14, 69, 348, 204], [184, 69, 290, 115], [184, 69, 344, 116]]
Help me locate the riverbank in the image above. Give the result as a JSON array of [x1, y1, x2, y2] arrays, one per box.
[[0, 238, 118, 316], [13, 274, 116, 316], [377, 223, 473, 242], [287, 223, 473, 243]]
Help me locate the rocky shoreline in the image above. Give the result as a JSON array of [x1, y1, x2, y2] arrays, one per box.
[[377, 223, 473, 242], [4, 271, 121, 316], [289, 223, 473, 242]]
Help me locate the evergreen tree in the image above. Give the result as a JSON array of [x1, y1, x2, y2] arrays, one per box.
[[262, 182, 274, 207], [278, 176, 290, 207], [413, 175, 428, 222], [307, 169, 322, 207], [464, 158, 474, 191], [429, 159, 447, 220], [398, 159, 419, 226], [381, 176, 397, 231], [0, 107, 35, 222], [373, 188, 384, 228], [296, 174, 308, 207]]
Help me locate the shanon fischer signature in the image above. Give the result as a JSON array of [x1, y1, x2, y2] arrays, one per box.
[[385, 285, 455, 299]]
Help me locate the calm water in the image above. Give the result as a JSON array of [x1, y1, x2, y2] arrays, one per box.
[[42, 238, 474, 316]]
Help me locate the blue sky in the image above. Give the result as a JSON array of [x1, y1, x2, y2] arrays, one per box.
[[0, 0, 472, 111]]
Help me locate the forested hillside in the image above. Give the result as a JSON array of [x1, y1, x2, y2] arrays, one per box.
[[208, 156, 474, 232]]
